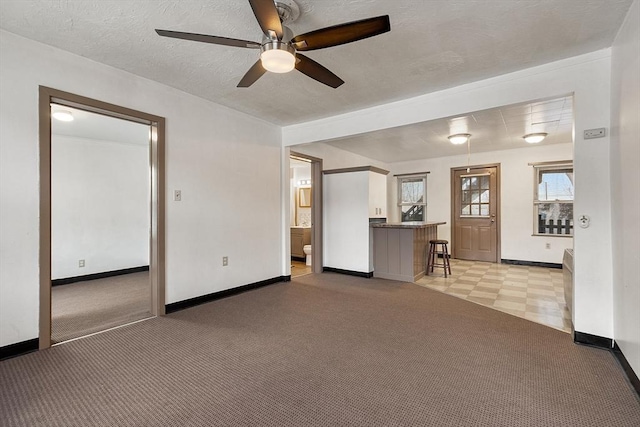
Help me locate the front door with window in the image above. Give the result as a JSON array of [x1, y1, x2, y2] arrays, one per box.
[[452, 166, 499, 262]]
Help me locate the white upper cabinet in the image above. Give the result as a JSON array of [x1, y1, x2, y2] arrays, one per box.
[[368, 171, 388, 218]]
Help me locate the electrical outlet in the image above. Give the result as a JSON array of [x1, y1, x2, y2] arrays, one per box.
[[174, 190, 182, 201], [545, 243, 551, 250], [583, 128, 606, 139], [222, 256, 228, 266], [79, 259, 85, 267]]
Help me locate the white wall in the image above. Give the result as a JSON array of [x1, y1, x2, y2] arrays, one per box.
[[284, 50, 615, 339], [0, 30, 282, 347], [387, 143, 574, 264], [291, 142, 389, 171], [51, 135, 149, 279], [610, 0, 640, 378], [323, 171, 371, 272]]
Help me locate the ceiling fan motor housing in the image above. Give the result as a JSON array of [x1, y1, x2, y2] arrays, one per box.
[[275, 0, 301, 24]]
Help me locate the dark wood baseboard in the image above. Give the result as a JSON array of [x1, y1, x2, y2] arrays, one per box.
[[574, 331, 614, 349], [291, 256, 306, 262], [165, 276, 289, 314], [52, 265, 150, 286], [613, 343, 640, 397], [322, 267, 374, 278], [0, 338, 38, 361], [573, 333, 640, 397], [501, 259, 562, 269]]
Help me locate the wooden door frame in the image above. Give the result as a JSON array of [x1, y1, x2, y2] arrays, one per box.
[[450, 163, 501, 262], [289, 151, 323, 274], [39, 86, 165, 349]]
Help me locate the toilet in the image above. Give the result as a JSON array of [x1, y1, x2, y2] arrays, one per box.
[[303, 245, 312, 266]]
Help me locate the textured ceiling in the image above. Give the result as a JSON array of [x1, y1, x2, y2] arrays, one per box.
[[0, 1, 632, 126], [321, 96, 574, 162]]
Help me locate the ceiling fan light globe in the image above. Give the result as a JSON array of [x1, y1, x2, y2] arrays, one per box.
[[261, 48, 295, 73]]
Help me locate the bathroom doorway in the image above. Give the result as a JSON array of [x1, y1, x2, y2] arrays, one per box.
[[290, 151, 322, 276]]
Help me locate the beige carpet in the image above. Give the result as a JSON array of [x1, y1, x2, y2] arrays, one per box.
[[51, 271, 152, 343], [2, 273, 639, 426]]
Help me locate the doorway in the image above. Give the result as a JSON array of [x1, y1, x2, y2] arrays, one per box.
[[451, 164, 501, 262], [39, 87, 165, 349], [290, 156, 312, 277], [50, 104, 152, 343], [290, 151, 323, 275]]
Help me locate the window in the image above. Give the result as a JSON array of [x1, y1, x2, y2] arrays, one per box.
[[460, 174, 490, 217], [397, 174, 427, 222], [533, 162, 573, 235]]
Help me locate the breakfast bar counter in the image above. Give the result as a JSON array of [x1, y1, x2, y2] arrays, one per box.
[[371, 222, 445, 282]]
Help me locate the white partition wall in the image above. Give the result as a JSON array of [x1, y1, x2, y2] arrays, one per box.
[[610, 0, 640, 383], [323, 171, 371, 273]]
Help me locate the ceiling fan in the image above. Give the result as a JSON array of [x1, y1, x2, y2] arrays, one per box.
[[155, 0, 390, 88]]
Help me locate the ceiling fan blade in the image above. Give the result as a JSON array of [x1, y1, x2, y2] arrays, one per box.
[[291, 15, 390, 51], [155, 29, 261, 49], [237, 60, 267, 88], [295, 54, 344, 89], [248, 0, 283, 39]]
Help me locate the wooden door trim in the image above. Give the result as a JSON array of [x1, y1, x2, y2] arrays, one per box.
[[39, 86, 165, 349], [450, 163, 501, 262]]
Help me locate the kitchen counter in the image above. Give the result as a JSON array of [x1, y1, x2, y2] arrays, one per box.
[[371, 221, 445, 282], [371, 221, 446, 229]]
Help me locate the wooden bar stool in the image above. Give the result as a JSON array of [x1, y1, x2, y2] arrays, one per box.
[[426, 239, 452, 277]]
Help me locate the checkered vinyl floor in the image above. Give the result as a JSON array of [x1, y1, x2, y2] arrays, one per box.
[[416, 259, 571, 333]]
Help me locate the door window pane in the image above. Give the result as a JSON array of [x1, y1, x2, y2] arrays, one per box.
[[462, 177, 471, 191], [480, 175, 489, 189], [462, 190, 471, 203]]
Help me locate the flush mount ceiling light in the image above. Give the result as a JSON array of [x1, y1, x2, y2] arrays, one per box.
[[523, 132, 548, 144], [448, 133, 471, 145], [260, 41, 296, 73], [52, 110, 74, 122]]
